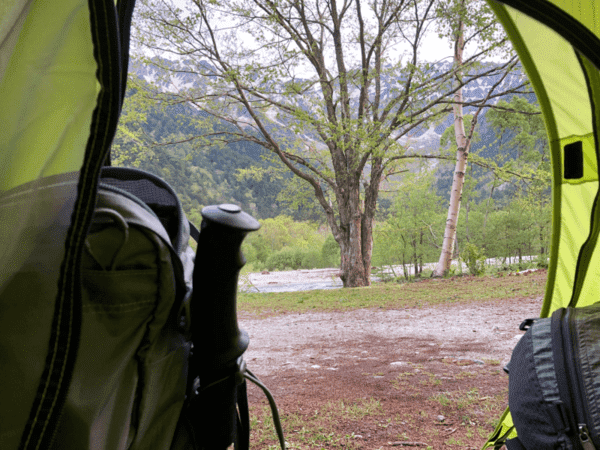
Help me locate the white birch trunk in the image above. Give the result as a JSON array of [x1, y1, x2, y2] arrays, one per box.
[[433, 3, 470, 277]]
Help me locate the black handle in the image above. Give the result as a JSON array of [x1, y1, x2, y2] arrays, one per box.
[[192, 203, 259, 370], [190, 204, 259, 449]]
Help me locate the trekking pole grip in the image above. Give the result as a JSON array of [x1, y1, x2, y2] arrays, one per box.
[[192, 203, 260, 367], [190, 204, 259, 449]]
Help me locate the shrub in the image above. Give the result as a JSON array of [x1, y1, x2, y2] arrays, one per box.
[[535, 254, 549, 269], [265, 248, 304, 271], [301, 250, 324, 269], [321, 234, 340, 268], [461, 243, 486, 276]]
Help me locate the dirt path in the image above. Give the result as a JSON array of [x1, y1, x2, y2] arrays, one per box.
[[240, 295, 542, 449]]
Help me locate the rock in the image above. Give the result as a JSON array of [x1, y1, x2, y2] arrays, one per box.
[[390, 361, 406, 366], [437, 415, 445, 422], [261, 270, 270, 274], [389, 442, 428, 447]]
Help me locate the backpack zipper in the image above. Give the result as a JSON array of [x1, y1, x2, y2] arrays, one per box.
[[99, 183, 159, 218], [580, 424, 596, 449], [563, 308, 598, 450]]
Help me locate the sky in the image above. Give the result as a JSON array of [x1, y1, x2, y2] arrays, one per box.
[[137, 0, 502, 66]]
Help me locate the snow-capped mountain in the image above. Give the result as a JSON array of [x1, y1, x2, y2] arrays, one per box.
[[130, 57, 527, 159]]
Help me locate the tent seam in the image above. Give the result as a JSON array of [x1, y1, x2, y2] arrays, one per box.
[[567, 54, 600, 309]]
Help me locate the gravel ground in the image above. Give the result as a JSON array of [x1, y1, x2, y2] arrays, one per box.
[[242, 295, 541, 377]]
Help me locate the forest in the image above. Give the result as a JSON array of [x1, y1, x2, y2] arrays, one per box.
[[113, 78, 551, 279]]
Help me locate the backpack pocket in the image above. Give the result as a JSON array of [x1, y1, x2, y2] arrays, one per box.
[[50, 188, 190, 450]]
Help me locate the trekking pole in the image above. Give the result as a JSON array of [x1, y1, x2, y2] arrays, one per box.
[[190, 204, 259, 449]]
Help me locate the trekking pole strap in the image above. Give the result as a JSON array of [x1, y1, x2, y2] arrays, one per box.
[[245, 369, 286, 450]]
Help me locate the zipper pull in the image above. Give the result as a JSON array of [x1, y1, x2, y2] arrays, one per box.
[[579, 424, 597, 450]]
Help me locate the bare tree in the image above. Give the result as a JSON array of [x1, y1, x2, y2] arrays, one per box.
[[132, 0, 525, 287]]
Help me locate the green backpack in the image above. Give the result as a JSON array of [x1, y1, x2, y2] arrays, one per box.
[[0, 165, 284, 449], [0, 1, 286, 448], [61, 167, 195, 449], [1, 166, 193, 449]]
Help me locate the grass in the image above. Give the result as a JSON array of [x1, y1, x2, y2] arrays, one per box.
[[248, 360, 512, 449], [483, 359, 501, 366], [238, 270, 546, 316], [250, 398, 385, 449]]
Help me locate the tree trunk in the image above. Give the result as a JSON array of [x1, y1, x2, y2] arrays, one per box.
[[433, 2, 469, 278], [338, 222, 371, 287], [334, 158, 382, 288], [419, 229, 424, 275], [482, 182, 496, 247], [465, 202, 470, 242], [540, 227, 545, 255], [335, 178, 373, 288]]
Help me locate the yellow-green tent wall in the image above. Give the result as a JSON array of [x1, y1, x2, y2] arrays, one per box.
[[485, 0, 600, 447], [0, 1, 132, 448]]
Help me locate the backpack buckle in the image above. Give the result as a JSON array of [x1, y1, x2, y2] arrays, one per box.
[[519, 318, 536, 331]]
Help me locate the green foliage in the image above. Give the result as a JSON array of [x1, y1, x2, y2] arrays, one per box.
[[265, 248, 305, 271], [261, 240, 339, 272], [439, 114, 481, 152], [301, 251, 324, 270], [481, 192, 550, 263], [535, 254, 549, 269], [276, 175, 326, 222], [242, 216, 338, 270], [321, 234, 341, 268], [112, 78, 295, 222], [262, 246, 337, 271], [481, 95, 550, 194], [373, 171, 445, 279], [461, 243, 486, 276]]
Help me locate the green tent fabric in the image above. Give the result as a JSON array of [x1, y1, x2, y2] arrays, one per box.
[[484, 0, 600, 447], [0, 0, 133, 448], [2, 0, 600, 448]]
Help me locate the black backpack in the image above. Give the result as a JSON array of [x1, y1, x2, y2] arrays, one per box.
[[505, 304, 600, 449]]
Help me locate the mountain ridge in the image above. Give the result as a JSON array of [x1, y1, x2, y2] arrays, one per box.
[[115, 58, 537, 220]]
